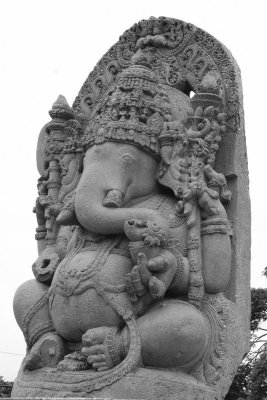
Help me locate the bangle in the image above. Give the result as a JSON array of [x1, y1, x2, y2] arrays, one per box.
[[201, 218, 228, 227], [201, 218, 229, 236], [120, 328, 129, 358], [106, 327, 121, 366]]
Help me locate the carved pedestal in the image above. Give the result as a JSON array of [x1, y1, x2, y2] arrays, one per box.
[[12, 367, 215, 400]]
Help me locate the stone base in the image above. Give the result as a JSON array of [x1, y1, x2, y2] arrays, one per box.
[[12, 365, 216, 400]]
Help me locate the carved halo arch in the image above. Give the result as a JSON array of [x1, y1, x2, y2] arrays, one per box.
[[72, 17, 241, 134]]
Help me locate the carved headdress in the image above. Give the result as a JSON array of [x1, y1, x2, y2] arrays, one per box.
[[77, 45, 228, 202], [82, 54, 191, 159], [40, 16, 242, 195]]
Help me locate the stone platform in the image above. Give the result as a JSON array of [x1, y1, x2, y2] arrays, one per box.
[[11, 366, 216, 400]]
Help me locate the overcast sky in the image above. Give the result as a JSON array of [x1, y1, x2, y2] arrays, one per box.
[[0, 0, 266, 381]]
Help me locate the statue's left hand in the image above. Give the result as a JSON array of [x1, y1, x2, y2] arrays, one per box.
[[125, 249, 177, 302], [178, 180, 227, 228], [32, 250, 60, 284], [198, 187, 227, 220]]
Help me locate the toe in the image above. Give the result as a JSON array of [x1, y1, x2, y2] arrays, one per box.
[[81, 344, 106, 356], [25, 351, 43, 371], [92, 361, 108, 370], [82, 328, 107, 346], [87, 354, 106, 364], [82, 331, 98, 346], [97, 366, 109, 371]]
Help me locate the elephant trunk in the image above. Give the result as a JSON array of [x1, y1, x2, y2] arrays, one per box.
[[75, 175, 158, 235], [102, 189, 124, 208]]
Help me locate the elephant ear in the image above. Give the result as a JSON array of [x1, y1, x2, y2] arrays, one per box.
[[56, 190, 79, 226], [36, 123, 50, 177], [36, 117, 83, 199], [156, 85, 192, 199], [55, 119, 84, 225], [57, 152, 83, 203], [157, 132, 191, 199]]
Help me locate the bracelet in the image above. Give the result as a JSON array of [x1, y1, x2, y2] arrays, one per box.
[[106, 327, 121, 366], [201, 218, 228, 227], [201, 218, 229, 236], [201, 225, 228, 235], [120, 328, 129, 358]]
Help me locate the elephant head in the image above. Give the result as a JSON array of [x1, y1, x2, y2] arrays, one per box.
[[56, 60, 192, 234], [72, 142, 161, 234]]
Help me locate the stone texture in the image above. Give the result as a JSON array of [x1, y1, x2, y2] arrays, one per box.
[[12, 17, 250, 400], [12, 367, 216, 399]]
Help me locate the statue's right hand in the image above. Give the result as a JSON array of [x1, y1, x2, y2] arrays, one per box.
[[146, 250, 177, 298], [32, 251, 60, 284], [126, 250, 177, 302], [125, 253, 153, 303]]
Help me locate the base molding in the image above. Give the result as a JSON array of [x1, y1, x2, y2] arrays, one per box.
[[12, 366, 216, 400]]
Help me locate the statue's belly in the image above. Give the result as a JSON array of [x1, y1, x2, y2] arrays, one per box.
[[49, 250, 133, 342]]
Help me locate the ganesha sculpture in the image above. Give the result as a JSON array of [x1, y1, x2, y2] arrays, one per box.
[[12, 17, 250, 400]]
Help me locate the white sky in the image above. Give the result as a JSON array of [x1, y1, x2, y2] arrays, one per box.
[[0, 0, 266, 381]]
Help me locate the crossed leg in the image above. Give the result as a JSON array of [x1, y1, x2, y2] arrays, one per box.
[[81, 299, 209, 371], [13, 279, 65, 370]]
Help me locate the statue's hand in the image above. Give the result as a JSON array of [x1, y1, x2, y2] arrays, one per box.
[[199, 165, 229, 220], [178, 183, 227, 228], [198, 187, 227, 220], [147, 250, 177, 298], [32, 249, 60, 284], [125, 253, 149, 303], [125, 250, 177, 302]]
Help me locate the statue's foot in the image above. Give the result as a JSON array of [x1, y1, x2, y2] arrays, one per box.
[[81, 326, 122, 372], [24, 333, 65, 371], [57, 351, 88, 371]]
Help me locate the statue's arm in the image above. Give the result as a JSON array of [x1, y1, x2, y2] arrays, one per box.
[[167, 251, 189, 295], [166, 195, 231, 296], [163, 225, 190, 295], [201, 214, 231, 294], [198, 187, 232, 294]]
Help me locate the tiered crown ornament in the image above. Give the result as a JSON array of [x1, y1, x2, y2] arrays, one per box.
[[82, 55, 173, 158], [158, 70, 227, 200]]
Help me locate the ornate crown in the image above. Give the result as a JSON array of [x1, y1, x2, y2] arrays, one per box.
[[82, 58, 174, 158]]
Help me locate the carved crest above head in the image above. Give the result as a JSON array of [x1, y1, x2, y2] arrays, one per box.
[[37, 17, 240, 204], [82, 55, 192, 159], [73, 16, 241, 134]]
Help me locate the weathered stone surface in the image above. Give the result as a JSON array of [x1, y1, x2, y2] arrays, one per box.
[[12, 17, 250, 400], [12, 367, 216, 399]]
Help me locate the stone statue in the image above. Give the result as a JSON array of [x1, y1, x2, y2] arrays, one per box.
[[12, 17, 250, 400]]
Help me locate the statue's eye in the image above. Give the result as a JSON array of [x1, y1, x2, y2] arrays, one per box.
[[121, 153, 135, 163]]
